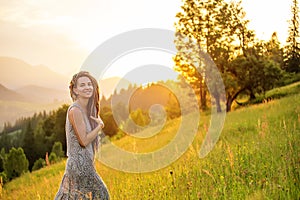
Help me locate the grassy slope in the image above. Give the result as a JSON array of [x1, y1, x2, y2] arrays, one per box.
[[1, 83, 300, 200]]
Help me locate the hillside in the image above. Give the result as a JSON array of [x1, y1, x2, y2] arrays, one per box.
[[1, 82, 299, 199], [15, 85, 69, 103], [0, 84, 28, 102], [0, 56, 69, 90], [0, 57, 132, 131], [0, 83, 71, 132]]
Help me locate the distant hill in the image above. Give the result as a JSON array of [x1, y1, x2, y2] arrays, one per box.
[[0, 56, 69, 90], [15, 85, 70, 103], [0, 83, 71, 132], [0, 83, 29, 101], [0, 56, 133, 130]]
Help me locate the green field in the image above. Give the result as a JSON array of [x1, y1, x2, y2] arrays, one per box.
[[1, 83, 300, 199]]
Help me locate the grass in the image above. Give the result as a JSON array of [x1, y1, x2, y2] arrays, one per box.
[[1, 83, 300, 199]]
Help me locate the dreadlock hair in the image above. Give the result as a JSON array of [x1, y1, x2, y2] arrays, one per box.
[[69, 71, 100, 152]]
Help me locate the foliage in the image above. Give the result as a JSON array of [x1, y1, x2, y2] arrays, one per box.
[[3, 147, 28, 181], [0, 171, 7, 184], [121, 109, 150, 134], [278, 72, 300, 86], [100, 108, 119, 137], [32, 158, 46, 171], [22, 122, 36, 171], [284, 0, 300, 73], [0, 148, 6, 172], [229, 55, 283, 95], [51, 142, 64, 159], [52, 104, 68, 151], [174, 0, 285, 112], [48, 152, 57, 165]]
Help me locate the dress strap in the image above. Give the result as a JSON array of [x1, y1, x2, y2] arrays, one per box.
[[68, 102, 84, 113]]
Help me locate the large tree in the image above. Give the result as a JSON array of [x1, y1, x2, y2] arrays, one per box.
[[174, 0, 283, 112], [284, 0, 300, 73], [174, 0, 253, 112]]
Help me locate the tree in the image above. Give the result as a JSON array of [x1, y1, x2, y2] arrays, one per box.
[[34, 119, 51, 160], [174, 0, 284, 112], [51, 141, 65, 159], [100, 110, 119, 137], [52, 104, 68, 152], [22, 122, 37, 171], [174, 0, 225, 111], [284, 0, 300, 73], [0, 148, 6, 172], [4, 147, 28, 180], [134, 109, 150, 127], [165, 92, 181, 119], [265, 32, 284, 69], [174, 0, 253, 112]]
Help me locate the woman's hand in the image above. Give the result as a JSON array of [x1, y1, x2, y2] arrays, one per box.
[[90, 116, 105, 128]]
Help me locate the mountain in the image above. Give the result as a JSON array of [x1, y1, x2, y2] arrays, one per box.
[[15, 85, 70, 103], [0, 56, 134, 131], [0, 56, 69, 90], [0, 83, 71, 131], [0, 83, 70, 103], [0, 83, 29, 101]]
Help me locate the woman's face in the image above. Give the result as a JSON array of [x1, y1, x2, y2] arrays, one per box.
[[74, 76, 94, 99]]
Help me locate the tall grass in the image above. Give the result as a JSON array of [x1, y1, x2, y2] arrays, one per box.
[[1, 93, 299, 199]]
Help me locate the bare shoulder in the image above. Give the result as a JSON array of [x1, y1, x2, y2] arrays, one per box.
[[68, 106, 83, 120]]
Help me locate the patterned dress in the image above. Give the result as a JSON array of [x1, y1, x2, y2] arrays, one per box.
[[55, 103, 110, 200]]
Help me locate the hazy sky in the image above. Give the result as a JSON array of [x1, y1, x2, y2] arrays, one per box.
[[0, 0, 294, 79]]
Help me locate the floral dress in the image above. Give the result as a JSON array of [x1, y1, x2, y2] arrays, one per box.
[[55, 103, 110, 200]]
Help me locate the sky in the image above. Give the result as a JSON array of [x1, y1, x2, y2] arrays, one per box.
[[0, 0, 295, 82]]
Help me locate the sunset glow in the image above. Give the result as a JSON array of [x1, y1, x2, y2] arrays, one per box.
[[0, 0, 295, 77]]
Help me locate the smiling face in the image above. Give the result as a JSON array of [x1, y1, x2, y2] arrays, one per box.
[[73, 76, 94, 99]]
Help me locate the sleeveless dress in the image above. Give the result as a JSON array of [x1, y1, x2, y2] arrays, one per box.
[[55, 103, 110, 200]]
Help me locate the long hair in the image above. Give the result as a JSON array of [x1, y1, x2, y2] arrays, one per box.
[[69, 71, 100, 153]]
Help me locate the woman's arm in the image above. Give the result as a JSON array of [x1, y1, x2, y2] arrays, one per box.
[[68, 107, 102, 147]]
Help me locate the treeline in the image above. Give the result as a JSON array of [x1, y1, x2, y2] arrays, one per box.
[[0, 104, 68, 183], [0, 80, 190, 184]]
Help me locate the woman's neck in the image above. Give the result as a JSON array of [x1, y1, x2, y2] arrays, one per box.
[[75, 98, 89, 112]]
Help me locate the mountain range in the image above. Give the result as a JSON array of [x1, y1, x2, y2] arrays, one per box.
[[0, 56, 130, 131]]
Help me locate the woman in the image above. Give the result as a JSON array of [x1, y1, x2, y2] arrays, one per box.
[[55, 71, 110, 200]]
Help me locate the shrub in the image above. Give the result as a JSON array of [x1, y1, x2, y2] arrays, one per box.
[[3, 147, 28, 180], [48, 152, 57, 164], [0, 172, 8, 184], [51, 142, 64, 159], [32, 158, 46, 171]]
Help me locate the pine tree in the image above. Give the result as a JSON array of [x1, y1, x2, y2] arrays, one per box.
[[22, 122, 36, 171]]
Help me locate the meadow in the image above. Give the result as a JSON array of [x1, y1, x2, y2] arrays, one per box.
[[1, 83, 300, 199]]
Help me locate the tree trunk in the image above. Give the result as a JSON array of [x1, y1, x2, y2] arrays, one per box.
[[199, 79, 207, 110], [226, 96, 233, 112], [215, 94, 222, 113], [226, 88, 245, 112]]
